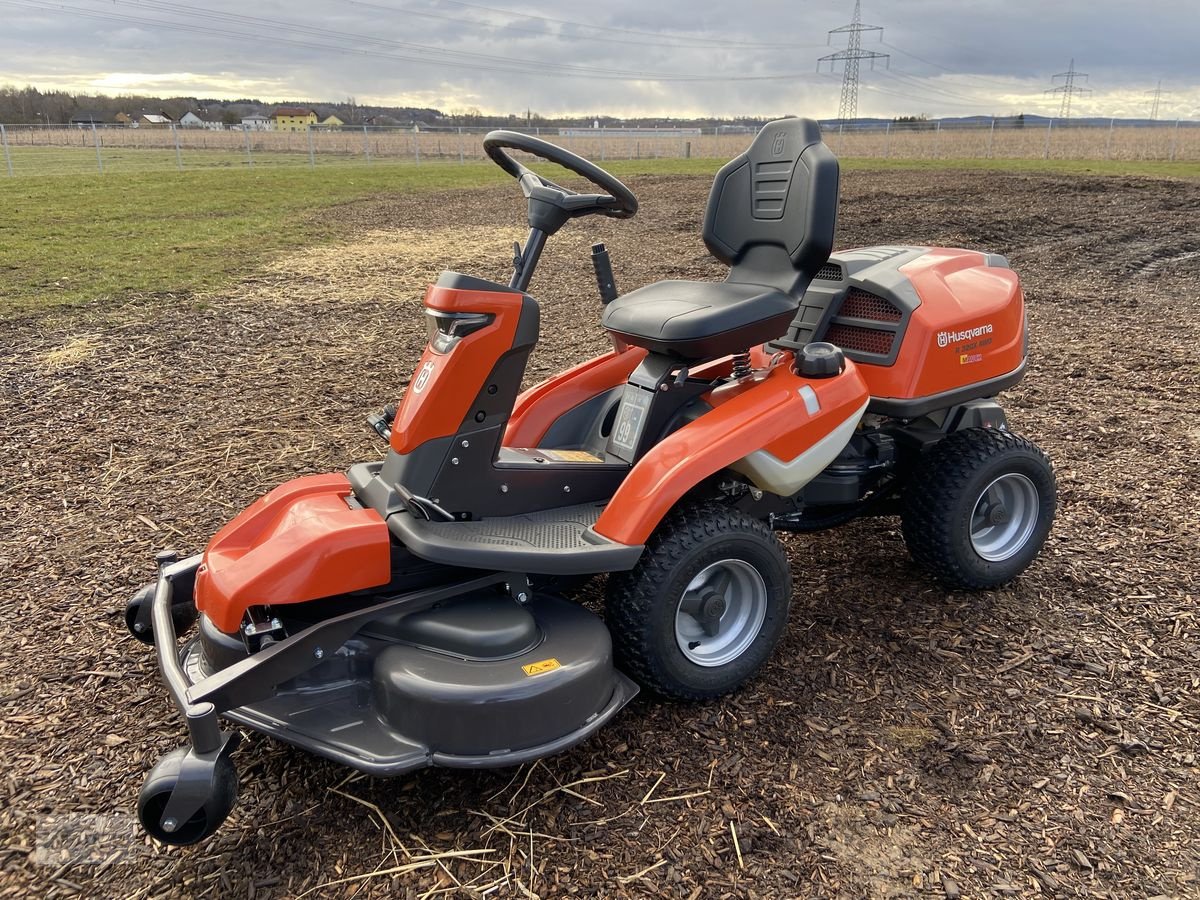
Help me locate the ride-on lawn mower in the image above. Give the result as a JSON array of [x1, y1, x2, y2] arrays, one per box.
[[126, 118, 1055, 843]]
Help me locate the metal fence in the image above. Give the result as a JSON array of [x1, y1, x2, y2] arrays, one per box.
[[0, 119, 1197, 177]]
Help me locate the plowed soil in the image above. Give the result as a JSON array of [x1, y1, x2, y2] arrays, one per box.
[[2, 169, 1198, 899]]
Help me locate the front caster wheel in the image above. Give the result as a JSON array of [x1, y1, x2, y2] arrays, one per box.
[[605, 502, 791, 700], [137, 747, 238, 845], [125, 585, 198, 646], [901, 428, 1056, 590]]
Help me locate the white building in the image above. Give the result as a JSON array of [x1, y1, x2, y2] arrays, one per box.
[[241, 114, 272, 131], [179, 111, 225, 130]]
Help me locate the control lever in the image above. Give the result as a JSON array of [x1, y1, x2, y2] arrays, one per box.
[[591, 242, 618, 304], [367, 404, 396, 442]]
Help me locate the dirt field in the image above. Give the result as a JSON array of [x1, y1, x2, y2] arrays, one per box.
[[2, 168, 1198, 898]]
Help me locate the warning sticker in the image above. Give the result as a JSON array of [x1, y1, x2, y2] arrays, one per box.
[[541, 449, 604, 463], [522, 658, 562, 677]]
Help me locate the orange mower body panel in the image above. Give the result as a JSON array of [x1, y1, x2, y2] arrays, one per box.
[[854, 248, 1025, 403], [594, 359, 870, 546], [194, 474, 391, 634], [505, 346, 647, 447], [391, 283, 527, 454]]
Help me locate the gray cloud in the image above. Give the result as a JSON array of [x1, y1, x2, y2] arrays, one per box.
[[1, 0, 1197, 118]]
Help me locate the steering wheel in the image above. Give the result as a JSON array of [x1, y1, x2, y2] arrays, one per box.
[[483, 131, 638, 230]]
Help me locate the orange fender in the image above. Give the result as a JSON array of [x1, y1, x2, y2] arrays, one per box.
[[593, 361, 869, 546], [195, 474, 391, 634], [504, 346, 647, 447]]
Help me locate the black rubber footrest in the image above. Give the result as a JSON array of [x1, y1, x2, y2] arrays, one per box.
[[388, 502, 644, 575]]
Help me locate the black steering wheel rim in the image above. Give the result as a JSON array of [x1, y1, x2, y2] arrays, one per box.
[[483, 130, 638, 219]]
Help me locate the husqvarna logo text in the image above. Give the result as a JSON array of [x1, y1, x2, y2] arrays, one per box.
[[412, 361, 435, 393], [937, 323, 994, 348]]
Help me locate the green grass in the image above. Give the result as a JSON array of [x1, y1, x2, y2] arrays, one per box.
[[2, 153, 1197, 315]]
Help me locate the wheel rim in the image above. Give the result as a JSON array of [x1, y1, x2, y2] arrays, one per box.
[[674, 560, 768, 667], [969, 473, 1040, 562]]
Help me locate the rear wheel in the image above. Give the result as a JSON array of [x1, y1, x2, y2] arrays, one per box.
[[605, 502, 791, 700], [901, 428, 1056, 589]]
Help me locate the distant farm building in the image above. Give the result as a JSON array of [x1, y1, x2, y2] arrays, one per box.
[[241, 114, 272, 131], [273, 107, 317, 132], [320, 114, 345, 127], [179, 110, 226, 130], [69, 111, 106, 127], [136, 113, 173, 128]]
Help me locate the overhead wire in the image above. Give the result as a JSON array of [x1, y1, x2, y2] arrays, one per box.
[[338, 0, 824, 51], [4, 0, 833, 82]]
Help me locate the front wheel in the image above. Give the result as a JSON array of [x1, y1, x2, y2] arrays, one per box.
[[901, 428, 1056, 590], [137, 747, 238, 845], [605, 502, 791, 700]]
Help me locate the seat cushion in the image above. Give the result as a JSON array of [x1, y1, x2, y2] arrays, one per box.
[[602, 280, 797, 359]]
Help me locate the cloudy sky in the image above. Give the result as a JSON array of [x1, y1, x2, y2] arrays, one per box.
[[2, 0, 1197, 119]]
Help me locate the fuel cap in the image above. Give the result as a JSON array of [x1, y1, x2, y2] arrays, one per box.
[[797, 342, 845, 378]]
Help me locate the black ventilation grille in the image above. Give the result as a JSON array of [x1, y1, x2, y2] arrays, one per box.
[[814, 263, 843, 281], [825, 323, 896, 356], [837, 287, 902, 322]]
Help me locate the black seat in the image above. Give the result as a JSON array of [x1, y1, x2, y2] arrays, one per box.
[[602, 118, 839, 360]]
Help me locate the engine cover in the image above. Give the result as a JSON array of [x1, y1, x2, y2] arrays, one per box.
[[789, 246, 1026, 413]]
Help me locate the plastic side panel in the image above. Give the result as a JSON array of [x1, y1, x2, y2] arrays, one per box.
[[593, 362, 869, 546], [391, 285, 525, 454], [856, 249, 1025, 401], [504, 346, 647, 447], [195, 474, 390, 634]]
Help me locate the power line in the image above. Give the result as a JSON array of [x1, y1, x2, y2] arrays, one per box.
[[3, 0, 832, 83], [1146, 79, 1169, 120], [818, 0, 889, 124], [433, 0, 807, 50], [880, 41, 1022, 90], [338, 0, 822, 52], [1045, 58, 1090, 119]]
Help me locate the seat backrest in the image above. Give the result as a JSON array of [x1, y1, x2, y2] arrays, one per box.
[[702, 118, 839, 297]]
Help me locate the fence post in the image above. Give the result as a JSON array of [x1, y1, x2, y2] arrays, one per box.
[[1170, 119, 1180, 162], [307, 125, 316, 168], [884, 120, 891, 158], [0, 124, 11, 176], [600, 131, 606, 161], [987, 117, 995, 159], [172, 125, 183, 170], [1043, 118, 1053, 159], [934, 120, 941, 158], [457, 127, 464, 164], [244, 126, 253, 167], [1105, 118, 1114, 160], [91, 123, 104, 174], [362, 124, 371, 164], [413, 130, 420, 165]]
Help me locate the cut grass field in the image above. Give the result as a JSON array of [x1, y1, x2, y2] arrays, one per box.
[[3, 154, 1199, 315]]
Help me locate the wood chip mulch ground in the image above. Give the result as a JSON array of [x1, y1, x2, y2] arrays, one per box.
[[1, 170, 1197, 898]]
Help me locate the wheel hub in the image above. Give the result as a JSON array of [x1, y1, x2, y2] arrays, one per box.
[[970, 473, 1039, 562], [674, 560, 768, 667]]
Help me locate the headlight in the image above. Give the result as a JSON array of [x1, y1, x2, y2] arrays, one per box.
[[424, 310, 493, 352]]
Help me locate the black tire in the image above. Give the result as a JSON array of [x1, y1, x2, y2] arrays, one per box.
[[125, 585, 198, 646], [605, 501, 791, 701], [901, 428, 1056, 590], [137, 748, 237, 846]]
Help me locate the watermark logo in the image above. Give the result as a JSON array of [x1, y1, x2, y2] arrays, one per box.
[[35, 813, 147, 867]]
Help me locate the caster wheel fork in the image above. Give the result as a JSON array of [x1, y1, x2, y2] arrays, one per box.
[[137, 732, 240, 845]]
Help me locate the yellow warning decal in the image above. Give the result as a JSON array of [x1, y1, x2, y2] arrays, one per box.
[[541, 449, 604, 463], [522, 658, 562, 676]]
